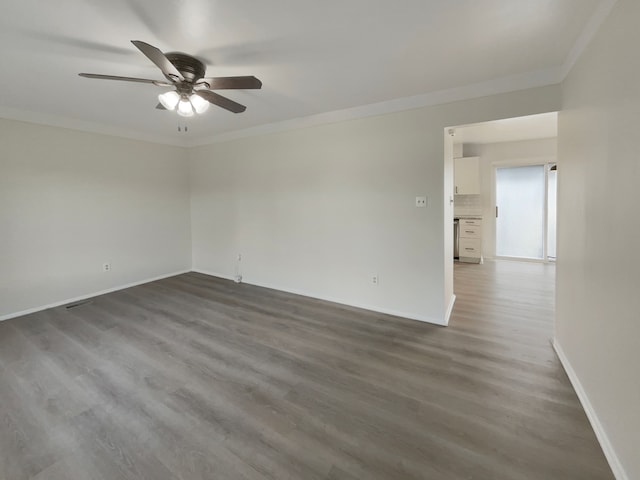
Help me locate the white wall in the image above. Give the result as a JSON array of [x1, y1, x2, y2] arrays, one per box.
[[190, 85, 560, 324], [465, 138, 557, 258], [0, 119, 191, 318], [557, 0, 639, 478]]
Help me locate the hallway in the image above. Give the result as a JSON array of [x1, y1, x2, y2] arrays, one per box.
[[449, 259, 611, 478]]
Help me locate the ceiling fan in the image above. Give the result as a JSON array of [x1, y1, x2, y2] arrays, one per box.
[[79, 40, 262, 117]]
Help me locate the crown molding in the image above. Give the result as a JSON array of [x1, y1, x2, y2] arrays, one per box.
[[1, 66, 561, 149], [560, 0, 619, 80], [0, 106, 188, 147], [1, 66, 563, 150], [190, 67, 562, 147], [0, 2, 614, 149]]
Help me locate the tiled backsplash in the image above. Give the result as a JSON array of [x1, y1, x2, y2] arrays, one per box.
[[454, 194, 482, 216]]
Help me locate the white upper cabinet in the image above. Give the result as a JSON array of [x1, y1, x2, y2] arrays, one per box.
[[454, 156, 480, 195]]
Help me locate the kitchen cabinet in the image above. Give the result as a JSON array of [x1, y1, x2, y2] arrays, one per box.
[[454, 157, 480, 195], [459, 218, 482, 263]]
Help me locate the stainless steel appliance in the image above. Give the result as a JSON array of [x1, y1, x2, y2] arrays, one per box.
[[454, 218, 460, 259]]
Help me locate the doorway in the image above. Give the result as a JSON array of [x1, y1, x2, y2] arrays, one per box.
[[445, 112, 558, 327]]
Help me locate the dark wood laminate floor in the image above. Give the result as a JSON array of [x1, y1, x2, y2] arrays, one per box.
[[0, 261, 613, 479]]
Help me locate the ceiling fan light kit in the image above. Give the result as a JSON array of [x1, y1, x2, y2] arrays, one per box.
[[177, 98, 194, 117], [158, 90, 180, 110], [79, 40, 262, 117], [190, 93, 210, 114]]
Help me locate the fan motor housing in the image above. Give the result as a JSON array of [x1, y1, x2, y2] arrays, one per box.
[[165, 52, 206, 82]]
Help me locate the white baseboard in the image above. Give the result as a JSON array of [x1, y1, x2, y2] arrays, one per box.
[[0, 270, 191, 322], [553, 339, 628, 480], [444, 294, 456, 326], [191, 268, 236, 282], [2, 267, 451, 326], [192, 268, 448, 326]]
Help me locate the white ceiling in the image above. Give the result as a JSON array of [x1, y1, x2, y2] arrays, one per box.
[[452, 112, 558, 145], [0, 0, 605, 145]]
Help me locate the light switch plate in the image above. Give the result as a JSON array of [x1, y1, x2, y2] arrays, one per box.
[[415, 196, 427, 208]]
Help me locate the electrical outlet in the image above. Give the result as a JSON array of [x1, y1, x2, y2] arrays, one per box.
[[372, 274, 379, 286], [235, 253, 242, 283], [102, 263, 111, 272], [415, 196, 427, 207]]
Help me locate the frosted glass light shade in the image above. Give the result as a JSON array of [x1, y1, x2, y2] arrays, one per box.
[[190, 93, 210, 114], [177, 98, 194, 117], [158, 90, 180, 110]]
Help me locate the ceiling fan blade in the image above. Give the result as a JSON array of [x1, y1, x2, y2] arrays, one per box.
[[196, 76, 262, 90], [195, 90, 246, 113], [131, 40, 184, 82], [155, 103, 167, 110], [79, 73, 172, 86]]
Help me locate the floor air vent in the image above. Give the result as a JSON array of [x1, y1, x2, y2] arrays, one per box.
[[65, 299, 93, 309]]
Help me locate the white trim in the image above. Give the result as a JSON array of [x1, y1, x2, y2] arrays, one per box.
[[3, 0, 614, 152], [1, 67, 560, 148], [190, 0, 620, 148], [191, 268, 236, 282], [190, 68, 561, 146], [192, 268, 448, 327], [444, 294, 456, 326], [3, 267, 450, 326], [560, 0, 619, 79], [553, 339, 628, 480], [0, 270, 190, 322], [493, 256, 549, 264], [0, 106, 187, 147], [490, 155, 557, 167]]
